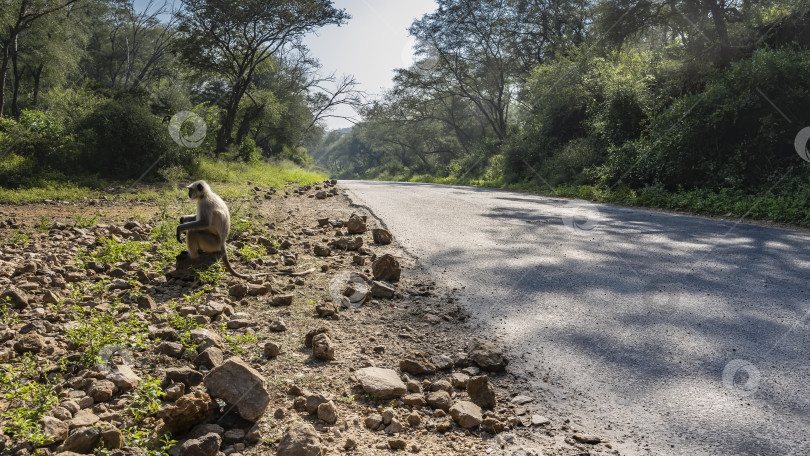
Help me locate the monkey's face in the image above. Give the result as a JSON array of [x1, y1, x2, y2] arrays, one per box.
[[187, 181, 206, 200]]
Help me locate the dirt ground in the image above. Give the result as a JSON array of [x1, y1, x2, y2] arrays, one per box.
[[0, 182, 618, 456]]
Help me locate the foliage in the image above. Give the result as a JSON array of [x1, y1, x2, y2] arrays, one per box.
[[64, 306, 150, 366], [0, 355, 59, 446], [127, 375, 165, 423]]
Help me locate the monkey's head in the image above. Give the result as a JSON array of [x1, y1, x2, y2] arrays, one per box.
[[186, 180, 210, 200]]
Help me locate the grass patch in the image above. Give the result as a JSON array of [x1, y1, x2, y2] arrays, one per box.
[[0, 158, 327, 204], [0, 355, 59, 446], [64, 305, 150, 366]]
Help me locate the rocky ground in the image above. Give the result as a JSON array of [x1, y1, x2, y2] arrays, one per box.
[[0, 181, 618, 456]]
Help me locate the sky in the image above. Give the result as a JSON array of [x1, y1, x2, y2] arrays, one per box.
[[134, 0, 439, 131], [302, 0, 439, 130]]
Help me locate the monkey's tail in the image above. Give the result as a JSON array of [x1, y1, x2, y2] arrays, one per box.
[[221, 249, 251, 280]]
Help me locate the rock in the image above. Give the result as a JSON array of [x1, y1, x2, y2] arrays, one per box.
[[572, 433, 602, 444], [194, 347, 223, 369], [268, 319, 287, 332], [317, 401, 338, 424], [327, 237, 363, 251], [198, 302, 227, 317], [1, 288, 28, 309], [403, 393, 426, 407], [388, 438, 407, 450], [192, 347, 222, 370], [399, 351, 436, 376], [510, 395, 533, 405], [229, 283, 248, 299], [315, 191, 327, 199], [69, 409, 99, 429], [57, 426, 101, 453], [346, 214, 367, 234], [263, 342, 280, 358], [311, 333, 335, 360], [370, 281, 396, 299], [137, 295, 155, 310], [469, 342, 508, 372], [14, 332, 45, 354], [430, 379, 452, 393], [407, 411, 421, 426], [426, 391, 452, 411], [190, 328, 225, 351], [372, 254, 401, 282], [315, 302, 339, 318], [157, 341, 183, 358], [158, 391, 216, 434], [304, 392, 329, 415], [107, 364, 141, 392], [466, 376, 496, 409], [178, 432, 222, 456], [226, 318, 253, 329], [165, 382, 186, 401], [270, 294, 294, 306], [355, 367, 407, 399], [88, 380, 117, 402], [451, 373, 470, 389], [187, 423, 225, 440], [372, 228, 392, 245], [531, 414, 550, 426], [166, 367, 204, 387], [100, 426, 123, 449], [43, 290, 61, 305], [40, 416, 69, 444], [364, 413, 383, 429], [382, 408, 395, 425], [344, 438, 357, 449], [313, 244, 331, 257], [277, 421, 322, 456], [481, 417, 505, 434], [431, 355, 454, 371], [223, 428, 246, 444], [450, 401, 483, 428], [304, 327, 329, 347], [203, 357, 270, 422]]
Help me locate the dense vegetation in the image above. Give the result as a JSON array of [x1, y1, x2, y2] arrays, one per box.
[[311, 0, 810, 225], [0, 0, 357, 188]]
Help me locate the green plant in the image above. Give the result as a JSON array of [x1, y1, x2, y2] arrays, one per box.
[[64, 306, 149, 366], [7, 230, 29, 245], [0, 297, 21, 325], [73, 212, 100, 228], [0, 355, 59, 446], [193, 262, 226, 286], [162, 303, 203, 354], [121, 427, 177, 456], [238, 243, 267, 261], [218, 324, 257, 354], [84, 237, 149, 265], [35, 216, 52, 232], [127, 375, 165, 423]]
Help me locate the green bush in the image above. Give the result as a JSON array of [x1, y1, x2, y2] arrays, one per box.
[[597, 48, 810, 190]]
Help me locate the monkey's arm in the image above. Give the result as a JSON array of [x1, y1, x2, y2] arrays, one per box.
[[180, 215, 197, 224], [176, 217, 209, 242]]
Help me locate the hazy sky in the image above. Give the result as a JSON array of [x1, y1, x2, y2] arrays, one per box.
[[303, 0, 438, 130], [134, 0, 438, 130]]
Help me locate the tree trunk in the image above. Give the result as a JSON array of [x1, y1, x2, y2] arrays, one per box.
[[31, 64, 43, 106], [0, 42, 10, 117], [11, 35, 22, 118], [216, 79, 249, 154]]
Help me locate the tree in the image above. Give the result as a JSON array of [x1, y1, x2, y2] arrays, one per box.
[[0, 0, 80, 116], [175, 0, 348, 153]]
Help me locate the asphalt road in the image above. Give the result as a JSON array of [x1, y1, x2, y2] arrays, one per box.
[[343, 180, 810, 456]]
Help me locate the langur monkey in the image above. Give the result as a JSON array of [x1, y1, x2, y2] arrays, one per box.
[[176, 180, 250, 279]]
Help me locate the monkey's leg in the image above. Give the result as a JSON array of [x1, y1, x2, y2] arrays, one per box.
[[189, 231, 222, 258]]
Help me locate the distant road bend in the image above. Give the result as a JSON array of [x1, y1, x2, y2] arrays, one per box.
[[343, 180, 810, 456]]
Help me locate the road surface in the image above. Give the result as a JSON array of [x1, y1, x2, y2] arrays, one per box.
[[343, 180, 810, 455]]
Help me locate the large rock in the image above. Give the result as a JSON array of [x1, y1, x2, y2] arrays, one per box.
[[370, 281, 396, 299], [190, 328, 225, 351], [40, 416, 69, 444], [469, 342, 508, 372], [372, 254, 401, 282], [166, 367, 204, 387], [277, 421, 323, 456], [14, 332, 45, 354], [355, 368, 407, 399], [450, 401, 483, 428], [158, 391, 216, 434], [203, 357, 270, 422], [399, 351, 437, 376], [178, 432, 221, 456], [106, 365, 140, 391], [372, 228, 392, 245], [345, 214, 367, 234], [194, 347, 224, 369], [1, 288, 28, 309], [57, 426, 101, 454], [88, 379, 117, 402], [317, 401, 338, 424], [466, 375, 496, 409], [426, 391, 452, 411], [311, 333, 335, 360], [327, 237, 363, 251]]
